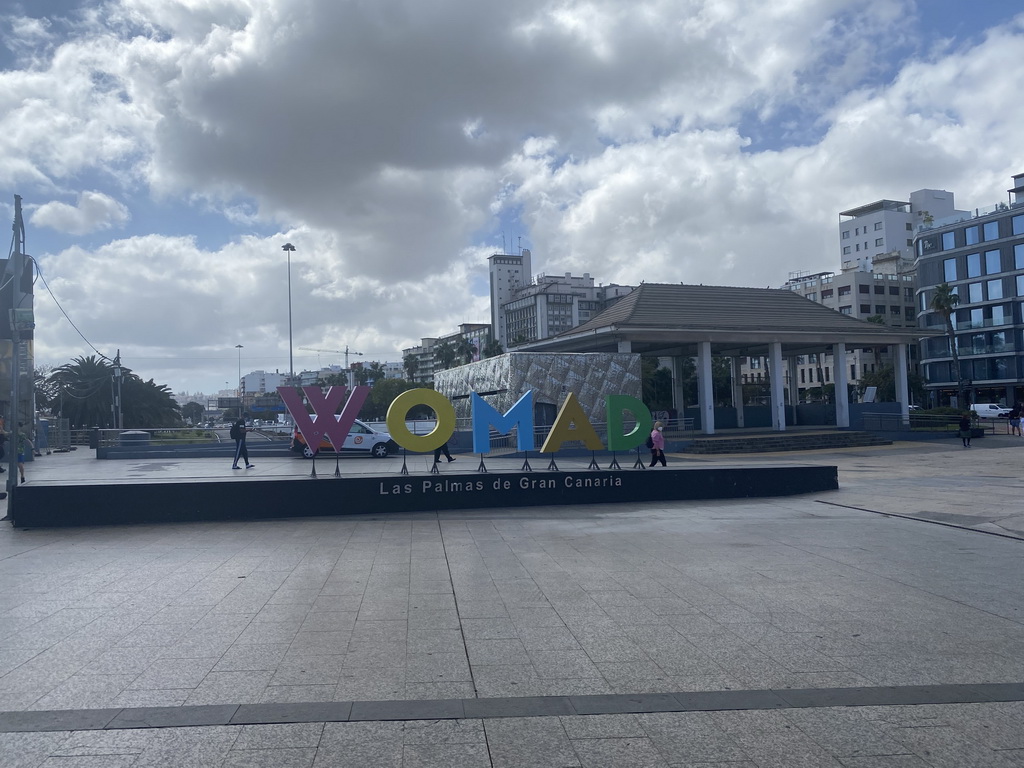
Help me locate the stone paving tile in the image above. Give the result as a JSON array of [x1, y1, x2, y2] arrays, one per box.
[[484, 716, 581, 768]]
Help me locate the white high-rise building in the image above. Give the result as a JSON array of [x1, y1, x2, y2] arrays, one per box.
[[488, 249, 532, 348], [838, 189, 964, 271]]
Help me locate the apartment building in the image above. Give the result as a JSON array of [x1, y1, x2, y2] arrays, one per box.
[[915, 172, 1024, 407]]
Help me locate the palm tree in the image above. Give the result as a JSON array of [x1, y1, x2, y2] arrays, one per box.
[[48, 355, 182, 428], [930, 283, 962, 405], [482, 337, 504, 358], [434, 340, 457, 370], [866, 314, 886, 370], [453, 337, 476, 365], [402, 354, 418, 381]]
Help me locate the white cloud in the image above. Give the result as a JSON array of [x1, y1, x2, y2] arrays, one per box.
[[6, 1, 1024, 392], [31, 190, 130, 235]]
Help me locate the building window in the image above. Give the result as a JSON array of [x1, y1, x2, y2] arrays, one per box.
[[1013, 215, 1024, 236], [1015, 243, 1024, 269], [905, 307, 915, 321], [988, 279, 1003, 301], [942, 231, 955, 250], [983, 220, 999, 241], [855, 227, 860, 235], [839, 306, 852, 315], [855, 244, 860, 251], [985, 249, 1001, 274], [906, 239, 913, 246], [806, 292, 817, 301], [839, 286, 851, 297], [943, 258, 958, 281], [904, 287, 913, 300], [842, 246, 851, 255], [875, 238, 884, 247], [851, 364, 857, 379], [874, 222, 883, 231], [860, 304, 871, 314], [859, 285, 870, 294], [968, 283, 982, 302], [966, 252, 981, 277], [876, 305, 886, 315], [906, 223, 913, 231], [890, 305, 901, 316], [965, 225, 980, 245], [874, 285, 885, 294], [842, 230, 850, 239], [889, 286, 899, 295], [1018, 274, 1024, 297], [800, 369, 805, 384], [824, 367, 830, 382]]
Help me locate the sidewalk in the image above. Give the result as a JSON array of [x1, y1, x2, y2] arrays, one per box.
[[1, 438, 1022, 766]]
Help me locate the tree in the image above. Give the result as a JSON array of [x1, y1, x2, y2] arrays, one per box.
[[47, 355, 182, 429], [641, 356, 674, 411], [434, 339, 457, 370], [482, 337, 504, 358], [929, 283, 962, 404], [362, 378, 428, 421], [453, 337, 476, 365], [182, 402, 205, 424], [857, 365, 927, 404], [367, 361, 386, 384], [866, 314, 886, 370], [403, 354, 418, 381]]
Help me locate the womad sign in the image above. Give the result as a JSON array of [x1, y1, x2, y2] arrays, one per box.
[[277, 385, 654, 456]]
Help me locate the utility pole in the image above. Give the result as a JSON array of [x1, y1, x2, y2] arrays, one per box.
[[7, 195, 32, 502]]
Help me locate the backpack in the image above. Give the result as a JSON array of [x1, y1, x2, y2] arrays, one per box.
[[229, 422, 242, 440], [645, 434, 654, 449]]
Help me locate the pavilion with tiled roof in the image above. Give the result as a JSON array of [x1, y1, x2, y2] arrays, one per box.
[[515, 283, 938, 433]]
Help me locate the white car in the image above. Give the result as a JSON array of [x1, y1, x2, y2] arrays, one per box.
[[970, 404, 1011, 419], [290, 419, 395, 458]]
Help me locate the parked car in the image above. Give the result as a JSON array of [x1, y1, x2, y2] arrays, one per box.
[[970, 403, 1011, 419], [290, 419, 394, 458]]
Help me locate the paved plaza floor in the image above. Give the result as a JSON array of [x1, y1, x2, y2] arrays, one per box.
[[0, 436, 1023, 766]]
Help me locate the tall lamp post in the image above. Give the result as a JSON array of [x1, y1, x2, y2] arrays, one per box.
[[235, 344, 243, 416], [282, 243, 296, 382]]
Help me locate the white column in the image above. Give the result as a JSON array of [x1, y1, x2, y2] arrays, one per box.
[[731, 357, 745, 428], [787, 356, 800, 426], [671, 356, 686, 421], [895, 343, 910, 422], [769, 342, 786, 432], [833, 343, 850, 428], [698, 341, 715, 435]]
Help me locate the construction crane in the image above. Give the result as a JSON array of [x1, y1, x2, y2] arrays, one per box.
[[298, 346, 364, 386]]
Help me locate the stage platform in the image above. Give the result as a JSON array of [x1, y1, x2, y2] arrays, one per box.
[[6, 449, 838, 528]]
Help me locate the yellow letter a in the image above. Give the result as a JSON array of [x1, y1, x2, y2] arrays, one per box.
[[539, 392, 605, 453]]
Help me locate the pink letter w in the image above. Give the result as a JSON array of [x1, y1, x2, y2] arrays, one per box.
[[277, 385, 371, 453]]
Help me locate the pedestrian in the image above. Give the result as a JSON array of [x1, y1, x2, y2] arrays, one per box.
[[16, 423, 33, 483], [648, 420, 667, 467], [230, 413, 254, 469], [433, 442, 455, 463], [958, 412, 972, 448], [1009, 405, 1022, 437]]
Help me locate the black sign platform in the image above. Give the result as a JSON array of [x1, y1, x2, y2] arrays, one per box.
[[9, 465, 838, 528]]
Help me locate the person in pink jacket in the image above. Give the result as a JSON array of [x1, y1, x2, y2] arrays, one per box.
[[649, 420, 666, 467]]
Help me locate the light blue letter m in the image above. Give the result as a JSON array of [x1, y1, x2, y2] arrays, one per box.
[[471, 391, 535, 453]]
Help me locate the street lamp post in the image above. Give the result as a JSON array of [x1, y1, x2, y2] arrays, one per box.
[[282, 243, 296, 382], [235, 344, 243, 414]]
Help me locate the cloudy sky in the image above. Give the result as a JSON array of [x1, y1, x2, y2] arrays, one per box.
[[2, 0, 1023, 395]]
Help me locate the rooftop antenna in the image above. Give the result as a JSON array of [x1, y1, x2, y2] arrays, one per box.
[[501, 231, 506, 254]]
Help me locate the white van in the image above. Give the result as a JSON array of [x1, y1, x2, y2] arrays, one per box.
[[970, 404, 1011, 419]]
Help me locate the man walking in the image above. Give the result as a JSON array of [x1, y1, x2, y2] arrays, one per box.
[[230, 413, 254, 469]]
